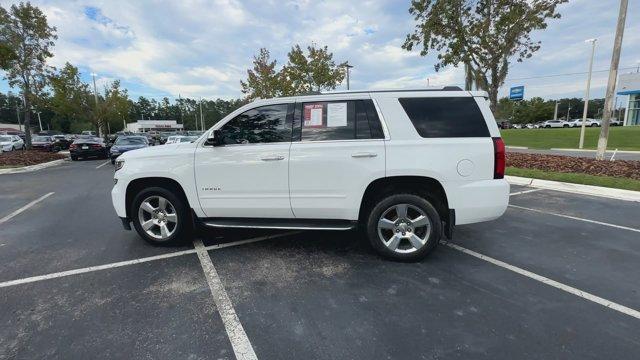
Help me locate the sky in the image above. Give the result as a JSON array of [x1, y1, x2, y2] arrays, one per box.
[[1, 0, 639, 104]]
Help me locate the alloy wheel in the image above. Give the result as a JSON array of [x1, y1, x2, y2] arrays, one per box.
[[377, 203, 431, 254], [137, 195, 178, 240]]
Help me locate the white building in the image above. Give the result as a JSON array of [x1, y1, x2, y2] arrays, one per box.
[[126, 120, 183, 133], [617, 72, 640, 126]]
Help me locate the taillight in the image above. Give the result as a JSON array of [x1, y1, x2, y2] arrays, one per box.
[[69, 144, 77, 150], [492, 137, 505, 179], [90, 143, 103, 148]]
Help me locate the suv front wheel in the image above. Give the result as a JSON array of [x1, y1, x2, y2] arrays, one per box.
[[131, 187, 191, 246], [366, 194, 442, 261]]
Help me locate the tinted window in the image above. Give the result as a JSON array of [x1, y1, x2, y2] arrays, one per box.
[[399, 97, 489, 138], [219, 104, 291, 145], [299, 100, 384, 141]]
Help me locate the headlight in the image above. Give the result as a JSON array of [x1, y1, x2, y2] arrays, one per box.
[[114, 159, 125, 171]]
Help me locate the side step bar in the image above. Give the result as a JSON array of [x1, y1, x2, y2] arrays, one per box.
[[200, 218, 357, 231]]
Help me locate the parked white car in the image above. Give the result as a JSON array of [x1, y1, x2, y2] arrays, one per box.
[[0, 135, 25, 152], [541, 120, 570, 128], [111, 87, 509, 260], [566, 118, 600, 128]]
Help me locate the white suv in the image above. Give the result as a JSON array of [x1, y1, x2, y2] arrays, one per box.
[[111, 87, 509, 260]]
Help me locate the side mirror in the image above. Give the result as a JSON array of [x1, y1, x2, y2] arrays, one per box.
[[205, 130, 225, 146]]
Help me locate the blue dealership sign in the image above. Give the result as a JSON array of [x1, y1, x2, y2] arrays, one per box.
[[510, 86, 524, 100]]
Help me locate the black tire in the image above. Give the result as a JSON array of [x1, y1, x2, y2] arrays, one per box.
[[111, 158, 115, 165], [131, 186, 192, 246], [366, 193, 442, 261], [590, 123, 597, 127], [563, 124, 569, 128], [70, 155, 78, 161]]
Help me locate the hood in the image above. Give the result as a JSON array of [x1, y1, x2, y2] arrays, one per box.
[[120, 141, 195, 161], [112, 144, 147, 151]]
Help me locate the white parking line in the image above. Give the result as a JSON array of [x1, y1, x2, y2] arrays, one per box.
[[194, 239, 258, 360], [95, 161, 110, 169], [443, 241, 640, 320], [0, 232, 295, 289], [509, 188, 542, 196], [0, 192, 55, 225], [509, 204, 640, 233]]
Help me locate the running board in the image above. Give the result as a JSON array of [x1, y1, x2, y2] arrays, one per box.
[[200, 218, 357, 231]]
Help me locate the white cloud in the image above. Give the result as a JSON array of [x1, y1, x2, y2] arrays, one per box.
[[1, 0, 639, 101]]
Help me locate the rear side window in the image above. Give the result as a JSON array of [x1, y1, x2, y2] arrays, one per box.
[[297, 99, 384, 141], [399, 97, 489, 138]]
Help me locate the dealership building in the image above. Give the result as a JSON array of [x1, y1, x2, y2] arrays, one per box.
[[125, 120, 183, 133], [617, 72, 640, 126]]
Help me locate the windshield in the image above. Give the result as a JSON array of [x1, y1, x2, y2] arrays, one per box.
[[115, 137, 146, 146], [33, 136, 51, 142], [0, 136, 12, 142]]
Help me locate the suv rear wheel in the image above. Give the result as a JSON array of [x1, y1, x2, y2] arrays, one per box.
[[366, 193, 442, 261], [131, 187, 191, 246]]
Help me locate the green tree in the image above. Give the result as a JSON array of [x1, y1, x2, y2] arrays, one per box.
[[240, 48, 283, 100], [0, 2, 57, 146], [49, 62, 92, 133], [101, 80, 131, 132], [282, 44, 346, 94], [403, 0, 566, 111]]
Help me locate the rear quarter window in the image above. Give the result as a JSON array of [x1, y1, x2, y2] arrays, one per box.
[[398, 97, 490, 138]]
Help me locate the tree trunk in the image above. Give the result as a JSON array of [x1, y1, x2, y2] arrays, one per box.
[[23, 93, 32, 148], [488, 85, 499, 114]]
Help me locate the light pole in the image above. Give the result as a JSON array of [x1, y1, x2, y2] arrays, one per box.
[[566, 106, 571, 121], [553, 101, 559, 120], [36, 111, 43, 132], [91, 72, 102, 137], [342, 63, 353, 90], [579, 38, 597, 149]]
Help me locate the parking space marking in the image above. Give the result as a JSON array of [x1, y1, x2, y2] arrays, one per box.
[[95, 161, 110, 169], [0, 192, 55, 225], [194, 239, 258, 360], [443, 241, 640, 320], [0, 232, 295, 289], [0, 248, 197, 288], [509, 204, 640, 233], [509, 188, 542, 196]]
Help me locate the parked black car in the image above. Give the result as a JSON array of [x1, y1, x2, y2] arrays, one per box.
[[51, 134, 72, 150], [31, 136, 61, 152], [69, 137, 108, 160]]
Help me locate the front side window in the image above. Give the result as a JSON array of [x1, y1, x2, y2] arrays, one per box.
[[298, 100, 384, 141], [218, 104, 291, 145]]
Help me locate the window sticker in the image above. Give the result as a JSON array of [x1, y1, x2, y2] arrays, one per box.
[[327, 102, 347, 127], [304, 104, 323, 127]]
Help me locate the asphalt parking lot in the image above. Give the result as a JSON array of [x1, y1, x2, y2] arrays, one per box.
[[1, 159, 640, 359]]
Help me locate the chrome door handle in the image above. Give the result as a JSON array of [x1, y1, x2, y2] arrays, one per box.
[[351, 152, 377, 158], [261, 155, 285, 161]]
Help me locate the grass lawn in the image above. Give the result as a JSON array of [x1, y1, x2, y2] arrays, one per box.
[[506, 167, 640, 191], [501, 126, 640, 151]]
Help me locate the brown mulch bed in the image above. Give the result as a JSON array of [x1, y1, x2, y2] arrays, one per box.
[[0, 150, 66, 167], [507, 152, 640, 180]]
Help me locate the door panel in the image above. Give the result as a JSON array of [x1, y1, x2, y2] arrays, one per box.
[[194, 143, 293, 218], [289, 140, 385, 220]]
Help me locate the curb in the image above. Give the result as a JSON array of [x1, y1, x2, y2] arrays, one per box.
[[506, 146, 529, 150], [0, 158, 67, 175], [549, 148, 640, 154], [506, 175, 640, 202]]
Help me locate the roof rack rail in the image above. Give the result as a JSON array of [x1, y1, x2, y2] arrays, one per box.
[[321, 86, 463, 95]]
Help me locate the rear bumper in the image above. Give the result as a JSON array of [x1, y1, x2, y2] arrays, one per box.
[[71, 149, 105, 157], [445, 179, 509, 225]]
